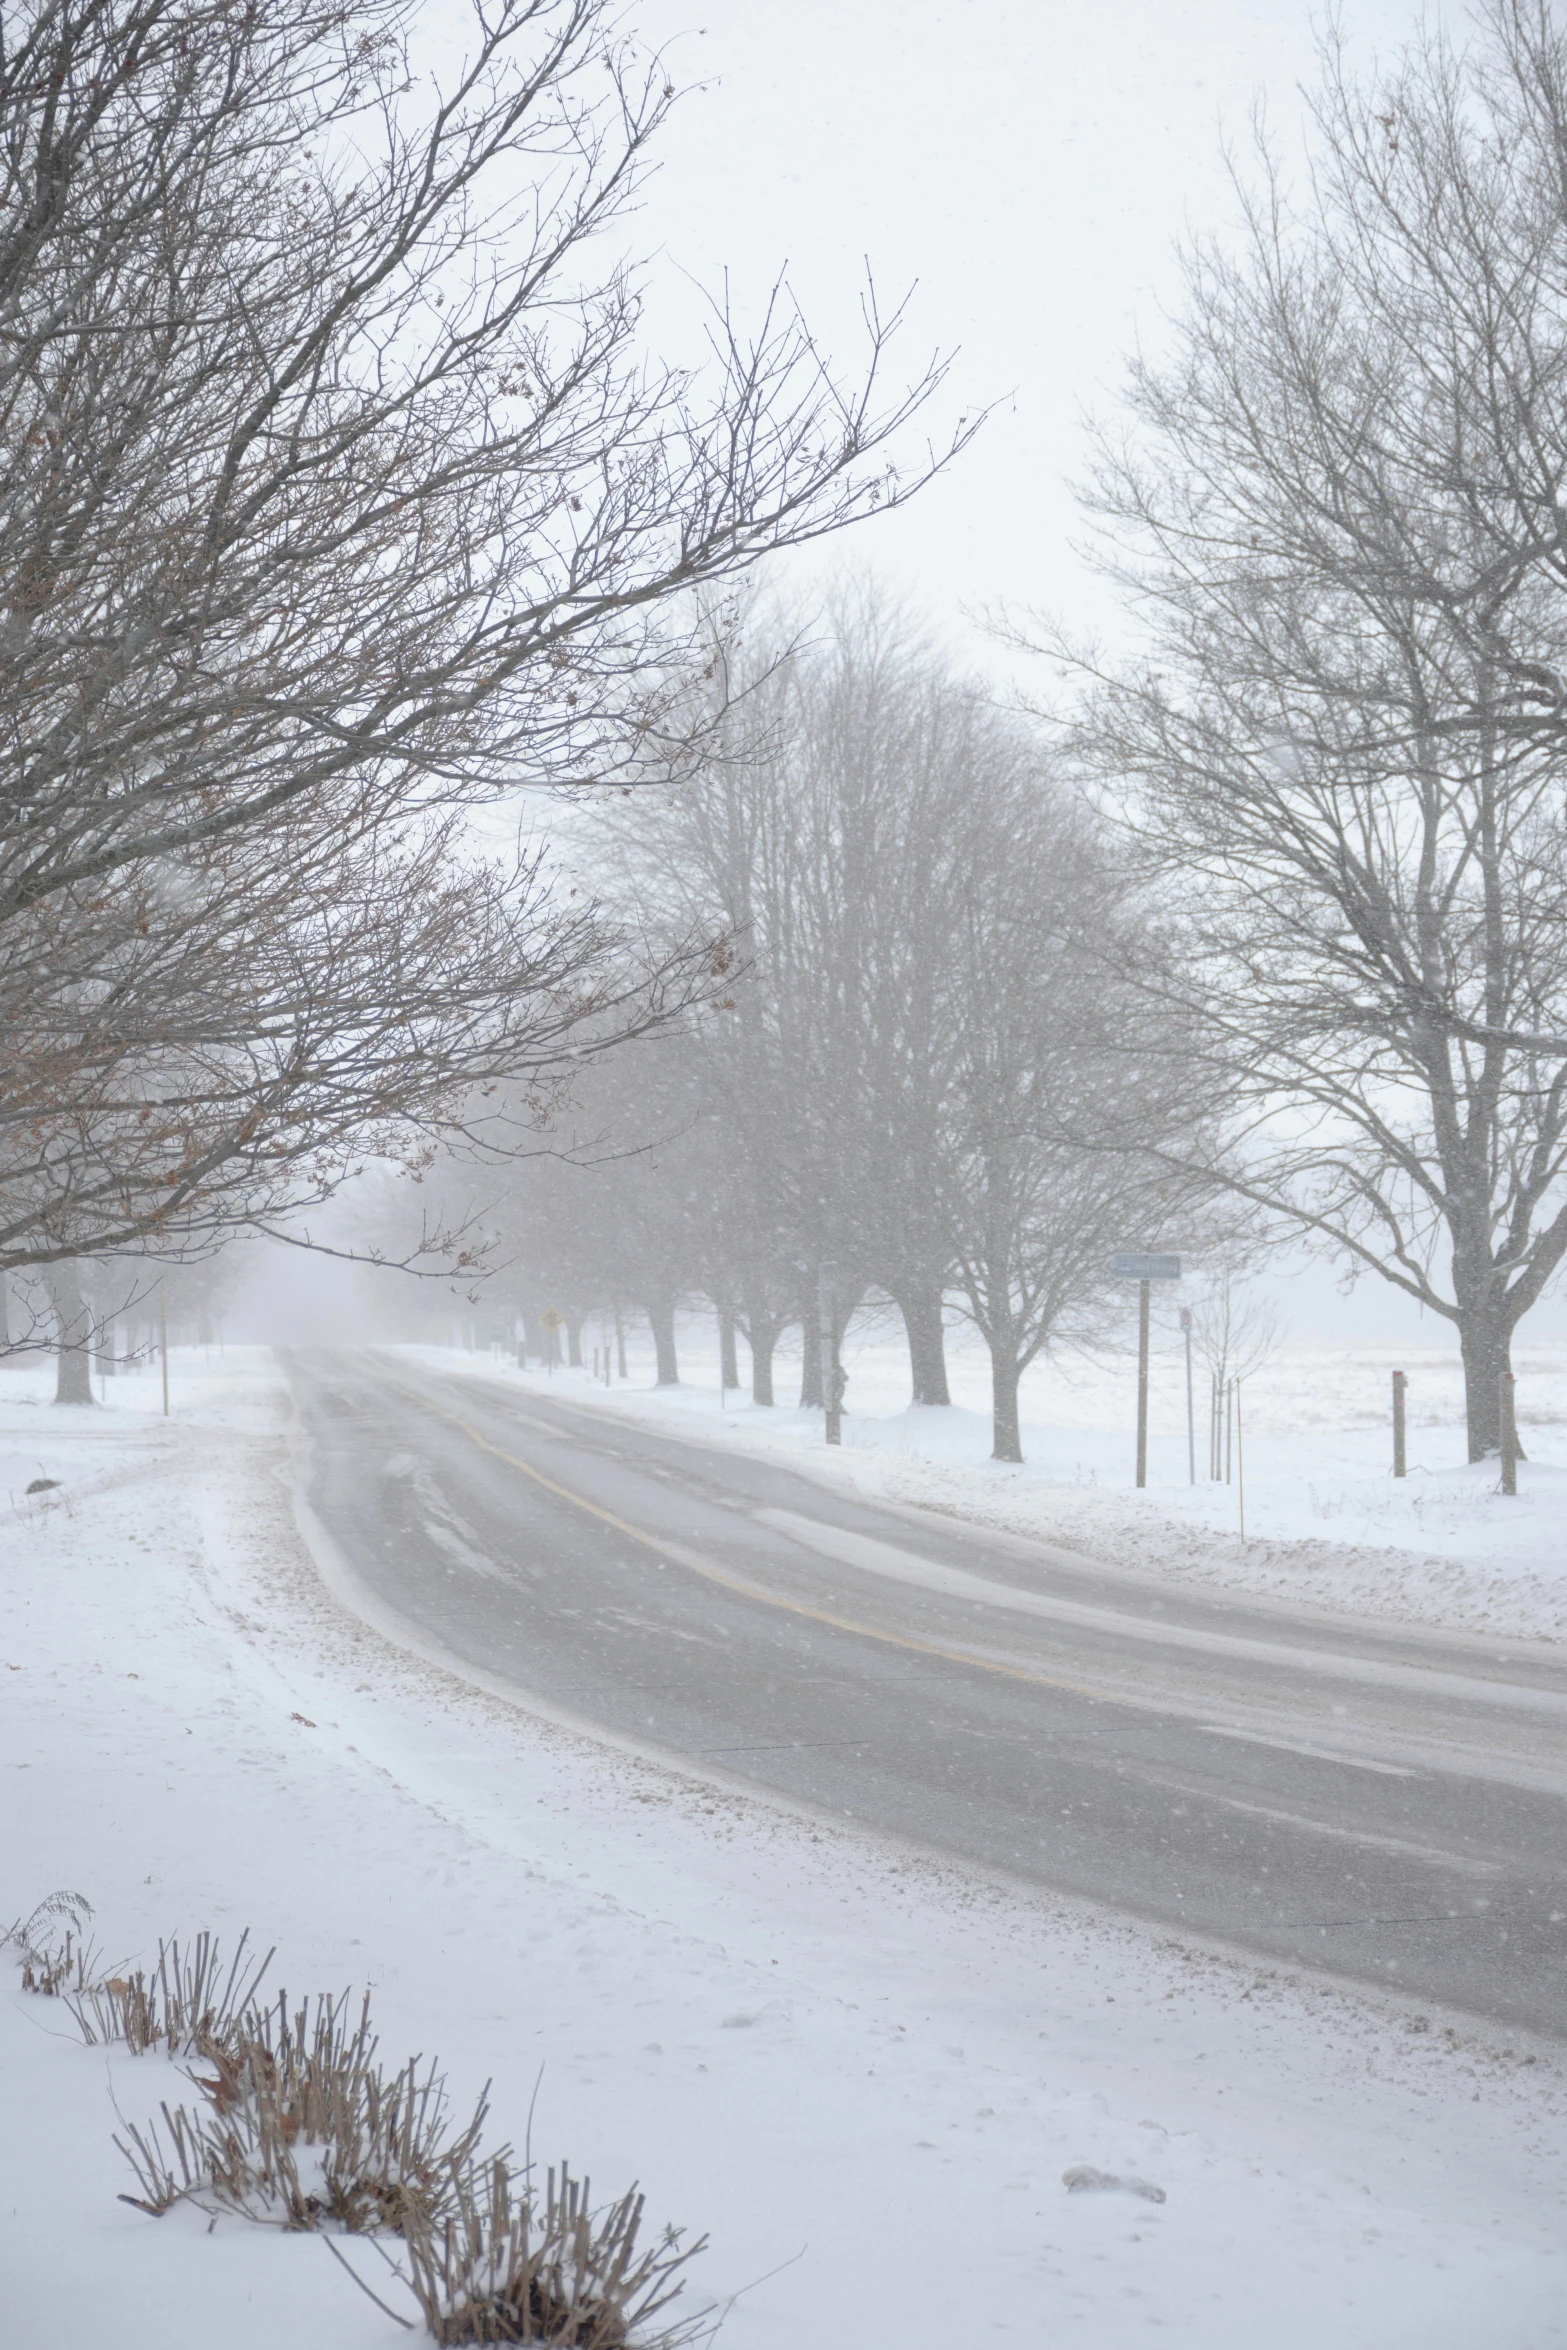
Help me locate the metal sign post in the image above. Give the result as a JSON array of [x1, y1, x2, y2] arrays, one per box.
[[1109, 1253, 1181, 1489], [1392, 1370, 1407, 1479], [540, 1305, 564, 1373], [1180, 1307, 1195, 1485]]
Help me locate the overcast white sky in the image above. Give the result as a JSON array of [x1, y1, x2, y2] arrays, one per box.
[[626, 0, 1427, 663]]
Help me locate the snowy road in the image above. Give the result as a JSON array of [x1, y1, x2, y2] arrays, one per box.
[[288, 1350, 1567, 2038]]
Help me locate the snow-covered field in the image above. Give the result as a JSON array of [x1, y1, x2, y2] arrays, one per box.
[[427, 1313, 1567, 1646], [3, 1345, 1566, 2347]]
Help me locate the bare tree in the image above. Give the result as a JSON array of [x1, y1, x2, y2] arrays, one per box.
[[1188, 1271, 1279, 1396], [0, 0, 967, 1302], [471, 1028, 720, 1385], [594, 592, 975, 1409], [783, 593, 969, 1406], [586, 610, 829, 1402], [938, 772, 1197, 1462], [1049, 2, 1567, 1460]]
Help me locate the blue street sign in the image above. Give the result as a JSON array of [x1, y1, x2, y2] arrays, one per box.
[[1109, 1252, 1182, 1281]]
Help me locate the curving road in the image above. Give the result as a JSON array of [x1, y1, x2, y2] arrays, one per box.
[[285, 1348, 1567, 2038]]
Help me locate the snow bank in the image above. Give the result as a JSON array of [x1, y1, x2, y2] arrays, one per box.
[[3, 1347, 1565, 2347]]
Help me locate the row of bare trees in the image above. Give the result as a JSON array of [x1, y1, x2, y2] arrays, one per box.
[[0, 0, 959, 1390], [479, 5, 1567, 1470], [22, 0, 1567, 1471], [474, 598, 1210, 1461]]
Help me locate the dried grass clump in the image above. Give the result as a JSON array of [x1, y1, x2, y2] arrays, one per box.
[[83, 1918, 711, 2346], [68, 1928, 272, 2056], [4, 1889, 99, 1994], [117, 1988, 493, 2234], [403, 2156, 707, 2348]]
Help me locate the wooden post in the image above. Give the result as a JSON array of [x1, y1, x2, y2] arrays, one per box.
[[1392, 1369, 1407, 1478], [1236, 1379, 1246, 1542], [819, 1263, 841, 1446], [159, 1295, 169, 1418], [1135, 1277, 1150, 1488], [1181, 1308, 1195, 1486], [1500, 1370, 1518, 1496]]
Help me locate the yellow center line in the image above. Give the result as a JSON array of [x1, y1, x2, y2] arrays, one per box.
[[384, 1378, 1127, 1710]]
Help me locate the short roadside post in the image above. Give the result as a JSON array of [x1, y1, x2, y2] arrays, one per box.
[[819, 1262, 842, 1447], [1500, 1370, 1519, 1496], [1392, 1370, 1407, 1479], [1108, 1253, 1182, 1489]]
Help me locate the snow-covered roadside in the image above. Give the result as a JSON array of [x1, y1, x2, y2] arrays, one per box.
[[3, 1349, 1565, 2348], [393, 1340, 1567, 1646]]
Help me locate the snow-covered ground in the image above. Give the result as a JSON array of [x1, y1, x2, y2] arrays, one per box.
[[415, 1314, 1567, 1645], [3, 1345, 1566, 2348]]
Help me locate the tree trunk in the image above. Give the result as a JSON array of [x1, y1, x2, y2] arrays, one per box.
[[743, 1291, 781, 1405], [798, 1303, 822, 1408], [990, 1348, 1023, 1464], [1459, 1311, 1525, 1462], [895, 1282, 951, 1406], [47, 1261, 95, 1406], [718, 1304, 739, 1391], [646, 1296, 679, 1385], [614, 1305, 627, 1380], [565, 1309, 583, 1369]]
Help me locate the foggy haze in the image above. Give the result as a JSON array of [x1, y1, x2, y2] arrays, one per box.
[[6, 8, 1567, 2348]]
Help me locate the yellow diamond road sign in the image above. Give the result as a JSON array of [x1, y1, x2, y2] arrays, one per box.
[[540, 1308, 565, 1330]]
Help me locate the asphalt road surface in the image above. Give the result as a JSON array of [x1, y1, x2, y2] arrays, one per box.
[[286, 1349, 1567, 2038]]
